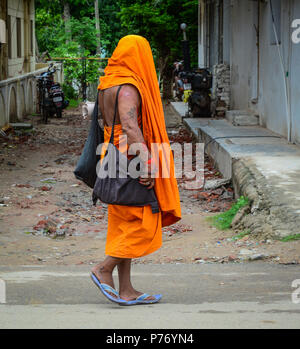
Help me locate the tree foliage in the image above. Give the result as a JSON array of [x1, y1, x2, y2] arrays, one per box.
[[118, 0, 198, 67], [35, 0, 122, 56], [35, 0, 199, 99]]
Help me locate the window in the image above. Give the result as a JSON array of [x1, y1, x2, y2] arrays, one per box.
[[30, 20, 33, 55], [270, 0, 281, 45], [16, 17, 21, 57], [7, 15, 11, 59]]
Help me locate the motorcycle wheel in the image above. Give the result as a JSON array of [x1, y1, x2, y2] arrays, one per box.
[[42, 107, 49, 124], [191, 104, 202, 118], [56, 109, 62, 118]]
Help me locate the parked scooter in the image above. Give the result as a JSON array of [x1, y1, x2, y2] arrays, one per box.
[[36, 63, 69, 123], [187, 68, 212, 118], [173, 61, 185, 101]]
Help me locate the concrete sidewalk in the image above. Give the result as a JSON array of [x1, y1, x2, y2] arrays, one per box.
[[171, 102, 300, 239], [0, 264, 299, 329]]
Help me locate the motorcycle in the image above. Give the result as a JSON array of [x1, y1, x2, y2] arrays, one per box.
[[36, 63, 69, 123], [173, 61, 186, 101], [187, 68, 212, 118]]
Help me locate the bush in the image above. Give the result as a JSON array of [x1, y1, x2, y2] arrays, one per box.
[[62, 83, 78, 100]]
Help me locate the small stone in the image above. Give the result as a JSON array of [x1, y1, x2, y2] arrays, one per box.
[[195, 259, 206, 264], [39, 186, 52, 191], [239, 249, 254, 256], [248, 253, 269, 261]]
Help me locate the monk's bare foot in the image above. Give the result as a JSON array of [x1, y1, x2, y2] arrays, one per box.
[[91, 264, 118, 299], [119, 288, 156, 302]]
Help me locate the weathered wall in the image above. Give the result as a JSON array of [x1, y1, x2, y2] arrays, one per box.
[[229, 0, 300, 144], [229, 0, 258, 112], [0, 63, 64, 127], [290, 1, 300, 144], [222, 0, 231, 65], [7, 0, 35, 78], [257, 0, 290, 139], [0, 0, 8, 81], [212, 63, 230, 117]]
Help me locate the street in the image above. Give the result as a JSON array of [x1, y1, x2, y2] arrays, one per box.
[[0, 104, 300, 329], [0, 264, 299, 329], [2, 0, 300, 331]]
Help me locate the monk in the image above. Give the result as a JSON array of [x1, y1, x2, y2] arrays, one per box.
[[91, 35, 181, 305]]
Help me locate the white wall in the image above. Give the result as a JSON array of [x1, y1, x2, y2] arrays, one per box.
[[198, 0, 206, 68], [223, 0, 231, 65], [257, 0, 291, 139], [290, 0, 300, 144], [227, 0, 300, 144], [229, 0, 258, 112]]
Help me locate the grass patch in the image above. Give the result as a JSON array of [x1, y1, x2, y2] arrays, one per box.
[[208, 196, 249, 230], [280, 234, 300, 242], [231, 230, 250, 241], [40, 179, 56, 184], [67, 99, 81, 109]]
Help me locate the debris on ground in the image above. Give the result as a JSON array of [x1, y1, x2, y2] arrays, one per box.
[[204, 178, 231, 191], [168, 126, 234, 213], [163, 223, 193, 237], [0, 110, 299, 266]]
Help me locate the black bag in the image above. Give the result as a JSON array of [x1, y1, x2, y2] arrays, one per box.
[[74, 95, 103, 188], [92, 86, 160, 214]]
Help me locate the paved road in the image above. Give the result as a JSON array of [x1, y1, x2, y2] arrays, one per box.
[[0, 263, 299, 329]]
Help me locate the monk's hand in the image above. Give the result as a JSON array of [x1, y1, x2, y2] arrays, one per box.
[[139, 158, 156, 189], [139, 176, 155, 189]]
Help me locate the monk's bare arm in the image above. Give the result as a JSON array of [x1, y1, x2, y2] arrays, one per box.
[[118, 85, 150, 161], [119, 85, 155, 187]]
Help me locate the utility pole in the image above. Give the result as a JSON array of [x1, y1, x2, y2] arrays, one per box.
[[95, 0, 101, 55]]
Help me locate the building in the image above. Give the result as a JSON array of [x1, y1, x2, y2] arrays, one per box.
[[198, 0, 300, 144], [0, 0, 62, 127], [1, 0, 36, 79]]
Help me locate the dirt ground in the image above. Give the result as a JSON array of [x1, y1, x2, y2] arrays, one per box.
[[0, 104, 299, 266]]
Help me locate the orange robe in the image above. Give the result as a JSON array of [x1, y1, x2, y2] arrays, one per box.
[[104, 123, 162, 258], [98, 35, 181, 259]]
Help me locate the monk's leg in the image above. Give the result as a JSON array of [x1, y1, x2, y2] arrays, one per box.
[[91, 256, 123, 299], [117, 259, 155, 301]]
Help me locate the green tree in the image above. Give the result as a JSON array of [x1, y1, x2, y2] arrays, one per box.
[[118, 0, 198, 99], [35, 0, 103, 98], [97, 0, 123, 56], [35, 0, 198, 99]]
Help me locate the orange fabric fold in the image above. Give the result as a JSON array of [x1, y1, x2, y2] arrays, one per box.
[[98, 35, 181, 227]]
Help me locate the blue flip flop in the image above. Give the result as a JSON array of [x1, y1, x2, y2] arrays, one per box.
[[119, 293, 162, 306], [90, 273, 127, 305]]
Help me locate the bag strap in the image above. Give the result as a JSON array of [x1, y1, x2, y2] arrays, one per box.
[[93, 91, 99, 122], [109, 85, 123, 144]]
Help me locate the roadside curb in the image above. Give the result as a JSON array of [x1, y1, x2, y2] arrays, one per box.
[[172, 102, 300, 239]]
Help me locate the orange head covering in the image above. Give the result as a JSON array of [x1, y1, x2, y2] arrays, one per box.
[[98, 35, 181, 227]]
